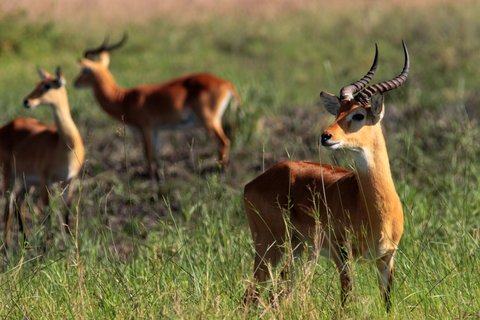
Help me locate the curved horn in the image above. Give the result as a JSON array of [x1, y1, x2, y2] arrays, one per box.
[[104, 32, 128, 52], [84, 36, 109, 58], [355, 40, 409, 105], [83, 33, 128, 58], [339, 44, 378, 101]]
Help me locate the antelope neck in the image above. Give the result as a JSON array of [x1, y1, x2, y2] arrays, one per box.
[[50, 88, 84, 160], [351, 128, 399, 220], [92, 69, 127, 120]]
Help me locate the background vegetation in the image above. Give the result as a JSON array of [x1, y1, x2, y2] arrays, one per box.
[[0, 1, 478, 318]]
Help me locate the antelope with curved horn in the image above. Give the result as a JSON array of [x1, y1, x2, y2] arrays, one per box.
[[74, 34, 241, 179], [243, 42, 409, 311], [1, 67, 84, 247]]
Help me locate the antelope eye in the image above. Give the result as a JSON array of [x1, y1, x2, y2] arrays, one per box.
[[42, 83, 52, 91], [352, 113, 365, 121]]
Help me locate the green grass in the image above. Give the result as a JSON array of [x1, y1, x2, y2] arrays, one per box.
[[0, 3, 479, 319]]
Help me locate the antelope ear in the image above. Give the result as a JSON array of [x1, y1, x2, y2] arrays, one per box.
[[320, 91, 340, 115], [37, 66, 50, 80], [54, 66, 66, 87], [370, 93, 384, 122], [99, 52, 110, 67]]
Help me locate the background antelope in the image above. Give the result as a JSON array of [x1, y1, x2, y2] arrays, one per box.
[[243, 42, 409, 311], [1, 67, 84, 247], [74, 34, 241, 179]]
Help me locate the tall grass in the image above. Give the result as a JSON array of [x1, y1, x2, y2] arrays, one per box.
[[0, 2, 479, 318]]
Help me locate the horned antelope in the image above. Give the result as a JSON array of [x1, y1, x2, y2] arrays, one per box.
[[1, 67, 84, 247], [243, 42, 409, 311], [74, 34, 240, 179]]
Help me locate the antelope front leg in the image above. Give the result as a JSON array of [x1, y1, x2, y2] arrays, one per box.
[[377, 251, 395, 312], [40, 179, 53, 249], [62, 182, 74, 235], [4, 187, 29, 249], [333, 244, 353, 306], [14, 188, 28, 246], [140, 127, 159, 181], [2, 165, 13, 249], [3, 191, 14, 249]]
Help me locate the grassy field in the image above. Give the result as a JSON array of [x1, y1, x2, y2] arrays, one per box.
[[0, 1, 479, 318]]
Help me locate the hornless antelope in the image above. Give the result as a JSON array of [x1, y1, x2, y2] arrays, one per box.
[[1, 67, 84, 247], [243, 42, 409, 311], [74, 35, 240, 179]]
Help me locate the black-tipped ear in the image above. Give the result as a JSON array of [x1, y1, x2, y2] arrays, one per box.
[[54, 66, 66, 87], [320, 91, 340, 116], [370, 93, 384, 122], [55, 66, 62, 78]]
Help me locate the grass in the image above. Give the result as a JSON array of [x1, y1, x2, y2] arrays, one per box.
[[0, 1, 479, 318]]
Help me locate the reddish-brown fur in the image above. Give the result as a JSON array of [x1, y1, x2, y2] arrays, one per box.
[[243, 51, 407, 310], [1, 68, 84, 247], [74, 51, 240, 178]]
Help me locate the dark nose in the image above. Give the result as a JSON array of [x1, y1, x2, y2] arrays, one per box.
[[23, 99, 29, 108], [321, 133, 332, 146]]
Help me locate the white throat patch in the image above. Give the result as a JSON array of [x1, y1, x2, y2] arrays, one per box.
[[351, 149, 373, 173]]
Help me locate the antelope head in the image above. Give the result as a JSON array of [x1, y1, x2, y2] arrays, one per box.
[[74, 33, 127, 88], [320, 41, 409, 152], [23, 66, 66, 109]]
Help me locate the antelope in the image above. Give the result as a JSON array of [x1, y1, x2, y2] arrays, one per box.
[[74, 35, 241, 179], [243, 42, 409, 311], [1, 67, 84, 247]]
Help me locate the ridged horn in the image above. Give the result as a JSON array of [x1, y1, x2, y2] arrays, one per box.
[[355, 40, 409, 105], [83, 33, 128, 58], [339, 44, 378, 101]]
